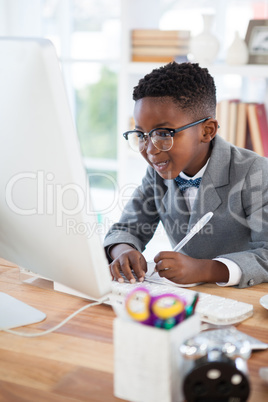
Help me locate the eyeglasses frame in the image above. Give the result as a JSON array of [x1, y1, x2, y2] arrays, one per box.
[[123, 117, 214, 151]]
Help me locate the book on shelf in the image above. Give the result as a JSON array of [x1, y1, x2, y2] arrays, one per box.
[[216, 99, 229, 141], [132, 55, 176, 63], [132, 29, 190, 39], [132, 46, 189, 56], [255, 103, 268, 156], [216, 99, 239, 143], [131, 29, 190, 63], [247, 103, 268, 157], [228, 100, 239, 145], [236, 102, 247, 148], [245, 126, 253, 152], [132, 38, 189, 47], [216, 99, 268, 156]]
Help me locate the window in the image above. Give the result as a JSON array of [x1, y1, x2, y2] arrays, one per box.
[[3, 0, 268, 247], [0, 0, 121, 234], [40, 0, 121, 229], [41, 0, 121, 190]]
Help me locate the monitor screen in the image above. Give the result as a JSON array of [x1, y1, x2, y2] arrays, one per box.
[[0, 37, 112, 300]]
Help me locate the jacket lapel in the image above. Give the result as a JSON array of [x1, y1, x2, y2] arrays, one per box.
[[161, 178, 190, 223], [158, 136, 232, 240], [189, 135, 231, 229]]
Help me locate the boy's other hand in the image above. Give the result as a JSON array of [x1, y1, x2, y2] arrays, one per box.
[[154, 251, 229, 284], [109, 244, 147, 283]]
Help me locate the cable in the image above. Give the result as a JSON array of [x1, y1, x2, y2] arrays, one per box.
[[3, 297, 109, 337]]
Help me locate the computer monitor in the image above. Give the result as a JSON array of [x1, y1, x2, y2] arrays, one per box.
[[0, 37, 112, 300]]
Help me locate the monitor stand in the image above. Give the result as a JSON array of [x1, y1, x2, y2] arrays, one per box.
[[19, 267, 93, 301], [19, 267, 54, 291]]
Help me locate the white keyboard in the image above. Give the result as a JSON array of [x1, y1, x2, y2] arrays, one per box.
[[110, 279, 253, 325]]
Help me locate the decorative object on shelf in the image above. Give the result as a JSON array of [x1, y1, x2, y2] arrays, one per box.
[[245, 19, 268, 64], [226, 31, 249, 65], [190, 14, 220, 66], [131, 29, 190, 62]]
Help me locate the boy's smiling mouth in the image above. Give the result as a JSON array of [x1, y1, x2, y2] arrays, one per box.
[[151, 159, 169, 171]]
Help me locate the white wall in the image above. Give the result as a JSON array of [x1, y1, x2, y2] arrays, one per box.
[[0, 0, 42, 36]]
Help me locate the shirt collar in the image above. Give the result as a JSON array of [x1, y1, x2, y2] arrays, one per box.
[[179, 158, 210, 180]]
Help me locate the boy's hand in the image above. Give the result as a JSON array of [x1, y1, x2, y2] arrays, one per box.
[[109, 244, 147, 283], [154, 251, 229, 284]]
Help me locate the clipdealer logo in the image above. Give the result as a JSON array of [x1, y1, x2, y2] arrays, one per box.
[[4, 170, 137, 237]]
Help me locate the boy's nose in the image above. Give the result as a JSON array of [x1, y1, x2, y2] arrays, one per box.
[[145, 137, 161, 155]]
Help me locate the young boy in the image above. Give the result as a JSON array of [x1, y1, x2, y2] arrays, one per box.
[[104, 62, 268, 288]]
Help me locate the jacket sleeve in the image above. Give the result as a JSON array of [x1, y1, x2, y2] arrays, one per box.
[[103, 166, 161, 257], [217, 157, 268, 288]]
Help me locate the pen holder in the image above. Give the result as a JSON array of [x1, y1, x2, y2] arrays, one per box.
[[113, 314, 200, 402]]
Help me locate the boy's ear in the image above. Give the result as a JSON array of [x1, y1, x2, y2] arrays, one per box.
[[201, 119, 218, 142]]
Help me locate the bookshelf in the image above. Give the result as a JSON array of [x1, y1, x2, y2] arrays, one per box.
[[118, 60, 268, 185], [116, 0, 268, 255], [117, 0, 268, 187]]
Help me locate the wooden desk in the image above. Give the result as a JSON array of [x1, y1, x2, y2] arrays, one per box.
[[1, 259, 268, 402]]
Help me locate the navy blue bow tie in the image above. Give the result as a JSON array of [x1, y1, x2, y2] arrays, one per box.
[[175, 176, 202, 193]]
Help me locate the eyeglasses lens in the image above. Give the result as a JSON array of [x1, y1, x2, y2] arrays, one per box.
[[152, 130, 173, 151], [128, 133, 144, 152], [128, 130, 173, 152]]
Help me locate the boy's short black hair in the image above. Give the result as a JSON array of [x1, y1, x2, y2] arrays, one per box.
[[133, 62, 217, 119]]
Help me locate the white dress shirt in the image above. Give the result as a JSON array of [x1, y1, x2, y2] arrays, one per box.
[[179, 161, 242, 287]]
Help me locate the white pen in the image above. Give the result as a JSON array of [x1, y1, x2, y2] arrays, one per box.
[[149, 211, 213, 277]]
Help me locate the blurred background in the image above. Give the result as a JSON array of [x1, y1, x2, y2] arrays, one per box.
[[1, 0, 267, 257]]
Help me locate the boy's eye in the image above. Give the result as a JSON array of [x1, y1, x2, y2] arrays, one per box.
[[153, 129, 172, 138]]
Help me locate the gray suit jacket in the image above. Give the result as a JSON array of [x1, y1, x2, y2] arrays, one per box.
[[104, 135, 268, 288]]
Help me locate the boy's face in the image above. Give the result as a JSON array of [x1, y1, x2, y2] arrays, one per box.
[[133, 97, 215, 179]]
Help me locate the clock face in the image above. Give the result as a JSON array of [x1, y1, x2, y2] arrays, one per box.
[[249, 26, 268, 55], [245, 19, 268, 64]]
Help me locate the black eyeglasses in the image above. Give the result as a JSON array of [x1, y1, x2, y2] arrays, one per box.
[[123, 117, 211, 152]]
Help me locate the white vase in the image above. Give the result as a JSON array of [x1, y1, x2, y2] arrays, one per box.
[[190, 14, 220, 66], [226, 31, 249, 65]]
